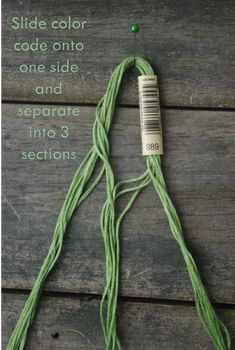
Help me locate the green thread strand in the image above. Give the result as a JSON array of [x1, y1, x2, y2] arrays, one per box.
[[7, 56, 231, 350]]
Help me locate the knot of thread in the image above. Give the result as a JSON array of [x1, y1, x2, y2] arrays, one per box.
[[7, 56, 231, 350]]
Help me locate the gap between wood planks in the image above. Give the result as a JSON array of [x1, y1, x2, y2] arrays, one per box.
[[2, 288, 235, 310], [2, 99, 235, 112]]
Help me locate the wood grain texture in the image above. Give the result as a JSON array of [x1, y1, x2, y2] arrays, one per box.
[[2, 103, 235, 303], [2, 0, 235, 107], [2, 292, 235, 350]]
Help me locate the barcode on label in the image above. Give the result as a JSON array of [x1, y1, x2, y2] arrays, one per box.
[[138, 75, 163, 156]]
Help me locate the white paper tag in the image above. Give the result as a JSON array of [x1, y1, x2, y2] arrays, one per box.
[[138, 75, 163, 155]]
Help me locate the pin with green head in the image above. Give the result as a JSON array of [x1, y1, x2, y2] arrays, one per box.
[[131, 24, 139, 58]]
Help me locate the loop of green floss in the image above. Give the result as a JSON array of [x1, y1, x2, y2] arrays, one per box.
[[7, 56, 231, 350]]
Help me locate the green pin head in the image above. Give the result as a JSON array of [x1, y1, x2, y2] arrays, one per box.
[[131, 23, 139, 33]]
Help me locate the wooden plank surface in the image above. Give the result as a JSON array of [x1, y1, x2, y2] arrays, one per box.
[[2, 103, 235, 303], [2, 292, 235, 350], [2, 0, 235, 107]]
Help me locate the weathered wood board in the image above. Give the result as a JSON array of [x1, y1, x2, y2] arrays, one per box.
[[3, 0, 235, 347], [2, 0, 235, 107], [2, 103, 235, 303], [2, 292, 235, 350]]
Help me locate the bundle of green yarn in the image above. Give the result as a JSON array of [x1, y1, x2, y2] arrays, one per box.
[[7, 56, 231, 350]]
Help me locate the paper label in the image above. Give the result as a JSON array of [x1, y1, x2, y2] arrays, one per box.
[[138, 75, 163, 155]]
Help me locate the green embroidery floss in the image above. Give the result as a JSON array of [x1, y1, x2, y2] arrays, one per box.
[[7, 55, 231, 350]]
